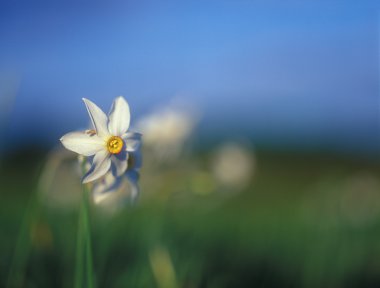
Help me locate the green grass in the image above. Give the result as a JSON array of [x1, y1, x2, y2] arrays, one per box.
[[1, 148, 380, 287]]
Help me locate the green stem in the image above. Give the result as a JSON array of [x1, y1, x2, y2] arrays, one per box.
[[74, 196, 84, 288], [83, 187, 94, 288], [75, 178, 95, 288]]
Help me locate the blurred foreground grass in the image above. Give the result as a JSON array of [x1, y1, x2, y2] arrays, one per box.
[[1, 148, 380, 288]]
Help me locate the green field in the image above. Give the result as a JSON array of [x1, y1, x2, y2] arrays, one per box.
[[1, 148, 380, 287]]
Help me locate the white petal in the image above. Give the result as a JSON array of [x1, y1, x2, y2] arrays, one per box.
[[93, 192, 113, 204], [130, 182, 140, 204], [108, 96, 131, 136], [125, 138, 141, 152], [126, 170, 140, 203], [122, 132, 142, 152], [92, 171, 121, 197], [122, 131, 142, 139], [111, 151, 128, 176], [82, 98, 110, 138], [82, 150, 111, 183], [60, 131, 104, 156]]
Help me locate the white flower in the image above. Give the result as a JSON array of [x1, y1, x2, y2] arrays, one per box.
[[212, 143, 255, 190], [60, 96, 141, 183], [137, 105, 196, 161], [92, 150, 142, 208]]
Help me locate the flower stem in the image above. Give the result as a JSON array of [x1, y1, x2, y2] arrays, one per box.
[[75, 195, 84, 288], [75, 181, 95, 288], [83, 186, 94, 288]]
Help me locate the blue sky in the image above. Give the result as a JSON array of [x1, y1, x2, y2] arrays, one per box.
[[0, 1, 379, 154]]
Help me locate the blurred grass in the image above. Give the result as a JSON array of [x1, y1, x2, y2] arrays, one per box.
[[1, 148, 380, 287]]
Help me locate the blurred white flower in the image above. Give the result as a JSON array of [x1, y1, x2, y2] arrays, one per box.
[[60, 96, 141, 183], [92, 149, 142, 208], [137, 104, 197, 161], [212, 143, 255, 190]]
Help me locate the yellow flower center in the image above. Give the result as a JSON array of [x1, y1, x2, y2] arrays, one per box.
[[107, 136, 124, 154]]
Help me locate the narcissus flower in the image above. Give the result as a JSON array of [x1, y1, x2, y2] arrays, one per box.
[[137, 104, 196, 161], [92, 149, 142, 205], [60, 97, 141, 183]]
